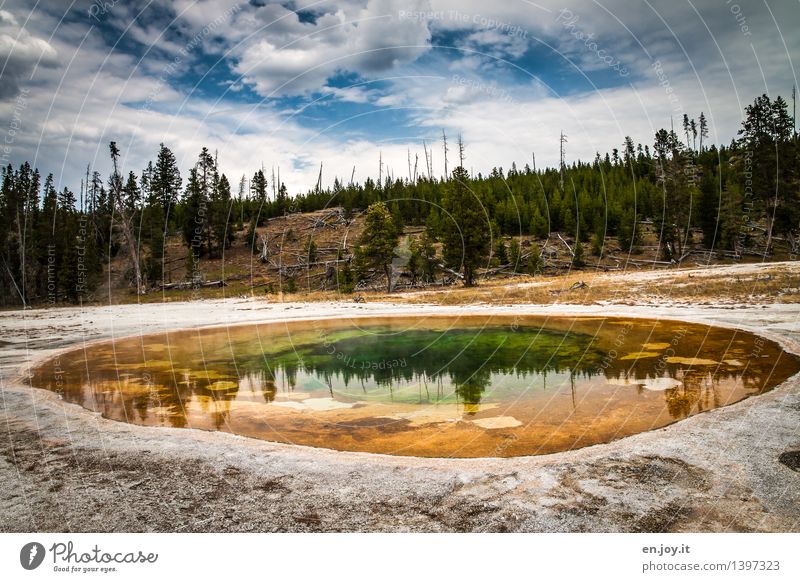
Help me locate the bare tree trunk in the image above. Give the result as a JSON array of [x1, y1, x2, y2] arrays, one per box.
[[118, 210, 143, 295], [15, 210, 28, 306], [765, 195, 778, 255], [464, 265, 474, 287]]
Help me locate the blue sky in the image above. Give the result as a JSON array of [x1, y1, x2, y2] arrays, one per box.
[[1, 0, 798, 194]]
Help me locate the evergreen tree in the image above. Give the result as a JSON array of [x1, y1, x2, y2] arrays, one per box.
[[493, 237, 508, 266], [617, 208, 640, 253], [417, 233, 438, 282], [182, 148, 216, 261], [571, 239, 586, 268], [211, 172, 234, 255], [697, 164, 721, 249], [509, 238, 521, 272], [123, 171, 141, 211], [653, 129, 694, 260], [337, 260, 354, 293], [245, 218, 259, 254], [527, 243, 543, 275], [441, 165, 488, 286], [36, 174, 58, 301], [0, 89, 797, 306], [251, 169, 267, 204], [276, 182, 288, 216], [591, 231, 604, 257], [529, 206, 548, 238], [357, 201, 398, 292], [56, 192, 81, 303], [152, 143, 182, 224], [699, 112, 708, 152], [737, 94, 796, 250], [407, 239, 422, 285], [183, 167, 206, 263], [306, 238, 318, 263]]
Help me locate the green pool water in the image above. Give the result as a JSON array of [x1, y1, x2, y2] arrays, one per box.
[[30, 315, 800, 457]]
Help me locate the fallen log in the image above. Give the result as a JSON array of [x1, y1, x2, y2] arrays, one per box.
[[159, 279, 228, 291]]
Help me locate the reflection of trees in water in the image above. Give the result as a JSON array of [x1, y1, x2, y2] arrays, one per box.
[[453, 368, 492, 413], [237, 369, 278, 402], [76, 370, 244, 429], [693, 372, 722, 412], [211, 400, 232, 430], [612, 362, 774, 419], [238, 328, 604, 409], [664, 387, 694, 418], [661, 369, 753, 418], [39, 325, 795, 427], [260, 370, 278, 402], [169, 376, 194, 428], [664, 366, 771, 418], [168, 407, 188, 428]]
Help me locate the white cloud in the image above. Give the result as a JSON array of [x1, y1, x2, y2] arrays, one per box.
[[0, 10, 19, 26], [0, 0, 798, 198], [0, 11, 59, 98], [232, 0, 432, 96]]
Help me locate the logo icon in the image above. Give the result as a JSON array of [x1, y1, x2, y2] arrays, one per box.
[[20, 542, 46, 570]]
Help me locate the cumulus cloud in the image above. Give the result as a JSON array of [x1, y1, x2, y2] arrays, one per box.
[[0, 11, 59, 98], [232, 0, 432, 96], [0, 0, 798, 196]]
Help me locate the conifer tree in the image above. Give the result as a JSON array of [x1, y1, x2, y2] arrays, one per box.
[[357, 201, 398, 292], [509, 238, 521, 272], [527, 243, 543, 275], [152, 143, 182, 224], [571, 239, 585, 268], [441, 165, 488, 286]]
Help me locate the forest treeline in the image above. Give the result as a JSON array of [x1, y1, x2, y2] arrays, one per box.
[[1, 92, 797, 306]]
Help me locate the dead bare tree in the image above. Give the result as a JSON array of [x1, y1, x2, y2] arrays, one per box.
[[109, 142, 144, 295], [423, 140, 432, 179], [442, 129, 449, 179], [258, 234, 269, 263]]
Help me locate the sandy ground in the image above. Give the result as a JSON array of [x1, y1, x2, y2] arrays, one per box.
[[2, 265, 800, 532]]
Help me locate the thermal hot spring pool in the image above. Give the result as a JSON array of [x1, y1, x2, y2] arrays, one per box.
[[30, 315, 800, 457]]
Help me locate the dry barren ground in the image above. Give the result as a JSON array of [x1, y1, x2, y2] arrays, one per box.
[[1, 262, 800, 532]]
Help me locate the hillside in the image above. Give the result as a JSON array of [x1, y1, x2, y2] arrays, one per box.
[[94, 206, 797, 305]]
